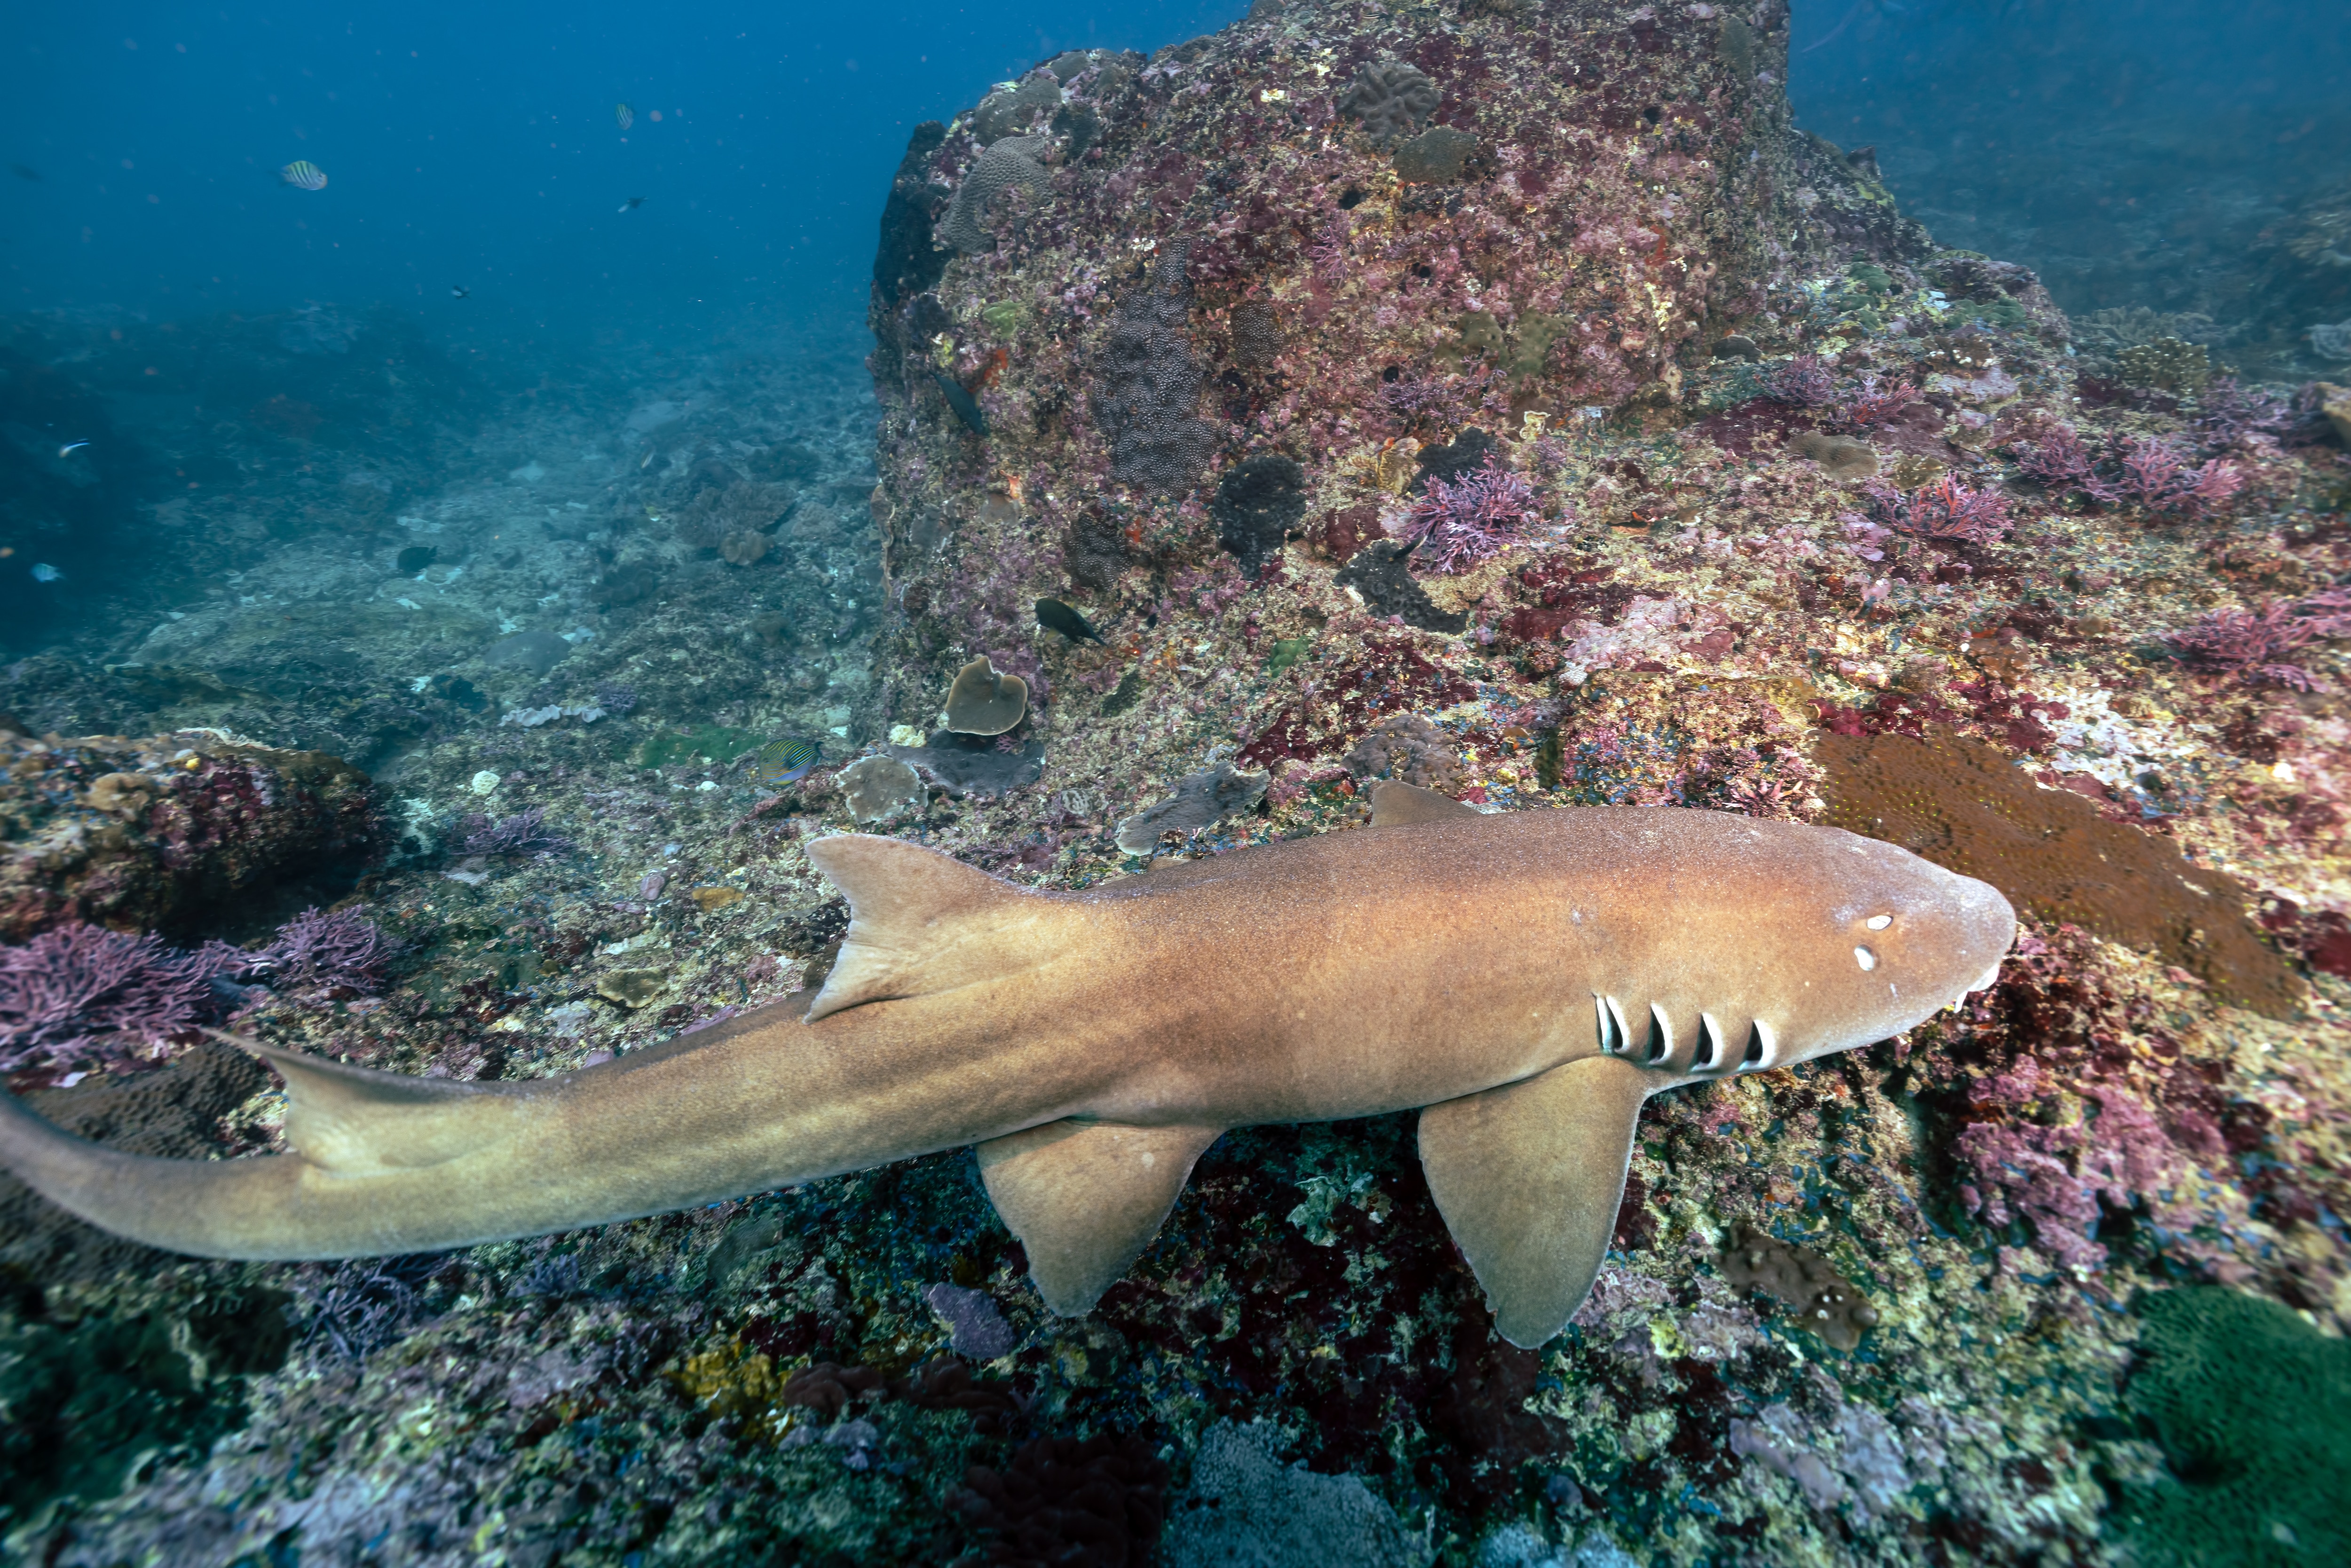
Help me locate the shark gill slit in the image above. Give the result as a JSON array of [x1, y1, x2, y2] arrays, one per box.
[[1643, 1003, 1672, 1064], [1594, 993, 1629, 1055], [1694, 1012, 1724, 1070], [1743, 1017, 1776, 1069]]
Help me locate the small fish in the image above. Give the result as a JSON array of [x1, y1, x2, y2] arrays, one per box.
[[932, 370, 988, 435], [615, 102, 634, 131], [29, 564, 62, 583], [1035, 598, 1102, 644], [279, 160, 328, 191], [450, 285, 470, 299], [754, 737, 821, 787], [55, 441, 89, 458], [8, 163, 39, 182], [618, 196, 644, 213]]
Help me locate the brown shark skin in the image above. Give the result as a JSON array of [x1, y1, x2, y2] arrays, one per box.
[[0, 807, 2014, 1314]]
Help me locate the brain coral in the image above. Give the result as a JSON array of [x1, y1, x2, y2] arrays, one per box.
[[1336, 60, 1441, 147], [936, 135, 1050, 255], [1089, 243, 1215, 493]]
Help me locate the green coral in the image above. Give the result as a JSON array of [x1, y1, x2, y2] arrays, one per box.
[[980, 299, 1026, 335], [1266, 637, 1313, 677], [2118, 1287, 2351, 1568], [2115, 335, 2214, 393]]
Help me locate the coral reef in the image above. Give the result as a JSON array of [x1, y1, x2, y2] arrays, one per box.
[[1112, 759, 1271, 857], [3, 2, 2349, 1565]]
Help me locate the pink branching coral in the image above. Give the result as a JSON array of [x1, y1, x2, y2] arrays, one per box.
[[2006, 424, 2243, 520], [1839, 376, 1918, 429], [1759, 354, 1836, 408], [2159, 592, 2351, 689], [2111, 436, 2242, 520], [2006, 423, 2098, 490], [0, 924, 224, 1076], [1869, 474, 2013, 544], [1406, 455, 1538, 575], [248, 906, 398, 998]]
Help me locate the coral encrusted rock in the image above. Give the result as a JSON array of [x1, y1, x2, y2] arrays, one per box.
[[848, 5, 2351, 1559]]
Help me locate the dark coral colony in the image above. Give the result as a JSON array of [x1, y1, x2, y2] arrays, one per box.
[[3, 2, 2351, 1566]]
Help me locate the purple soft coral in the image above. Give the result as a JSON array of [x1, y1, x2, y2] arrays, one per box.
[[460, 807, 574, 858], [1759, 354, 1836, 408], [1405, 454, 1538, 575], [0, 924, 225, 1076], [251, 906, 397, 997], [1870, 474, 2013, 545]]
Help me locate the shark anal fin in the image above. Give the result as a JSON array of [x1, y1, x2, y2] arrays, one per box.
[[1418, 1055, 1653, 1348], [802, 834, 1064, 1020], [1369, 779, 1480, 827], [215, 1032, 524, 1178], [976, 1120, 1222, 1315]]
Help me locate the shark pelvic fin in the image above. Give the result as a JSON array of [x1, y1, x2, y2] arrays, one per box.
[[1369, 779, 1480, 827], [976, 1120, 1223, 1315], [802, 835, 1061, 1021], [1418, 1055, 1654, 1347], [217, 1032, 525, 1177]]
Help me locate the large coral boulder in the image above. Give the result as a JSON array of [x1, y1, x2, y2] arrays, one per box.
[[0, 729, 377, 940]]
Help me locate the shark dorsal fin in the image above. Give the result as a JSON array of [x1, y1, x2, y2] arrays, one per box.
[[802, 834, 1060, 1021], [1418, 1054, 1655, 1347], [1369, 779, 1480, 827], [976, 1119, 1223, 1314], [220, 1033, 524, 1178]]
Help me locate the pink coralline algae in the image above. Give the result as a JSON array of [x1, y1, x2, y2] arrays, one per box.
[[1759, 354, 1837, 408], [1954, 1060, 2191, 1274], [1869, 473, 2013, 544], [1406, 455, 1539, 575], [0, 924, 224, 1076]]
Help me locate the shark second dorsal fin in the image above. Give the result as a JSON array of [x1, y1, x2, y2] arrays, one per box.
[[802, 834, 1064, 1021], [1369, 779, 1480, 827], [976, 1120, 1223, 1315], [219, 1033, 525, 1178], [1418, 1055, 1654, 1347]]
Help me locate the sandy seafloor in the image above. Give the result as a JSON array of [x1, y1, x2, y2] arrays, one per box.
[[2, 12, 2351, 1568]]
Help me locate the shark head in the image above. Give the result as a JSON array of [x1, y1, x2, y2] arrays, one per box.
[[1587, 819, 2019, 1079]]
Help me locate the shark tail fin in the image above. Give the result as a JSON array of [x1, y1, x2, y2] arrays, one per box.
[[0, 1069, 305, 1258], [215, 1032, 524, 1177], [801, 834, 1063, 1020]]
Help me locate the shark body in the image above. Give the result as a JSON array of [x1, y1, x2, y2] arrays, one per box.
[[0, 790, 2015, 1346]]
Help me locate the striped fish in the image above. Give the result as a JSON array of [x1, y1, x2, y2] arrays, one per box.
[[279, 160, 327, 191], [615, 102, 634, 130], [755, 737, 821, 788]]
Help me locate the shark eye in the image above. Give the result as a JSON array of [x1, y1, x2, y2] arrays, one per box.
[[1694, 1012, 1724, 1069], [1866, 914, 1893, 930], [1644, 1003, 1672, 1064], [1594, 994, 1630, 1055], [1855, 946, 1878, 971]]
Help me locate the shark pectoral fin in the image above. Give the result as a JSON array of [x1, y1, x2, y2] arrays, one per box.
[[220, 1033, 526, 1177], [976, 1120, 1223, 1316], [801, 834, 1065, 1021], [1418, 1055, 1654, 1349], [1369, 779, 1481, 827]]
